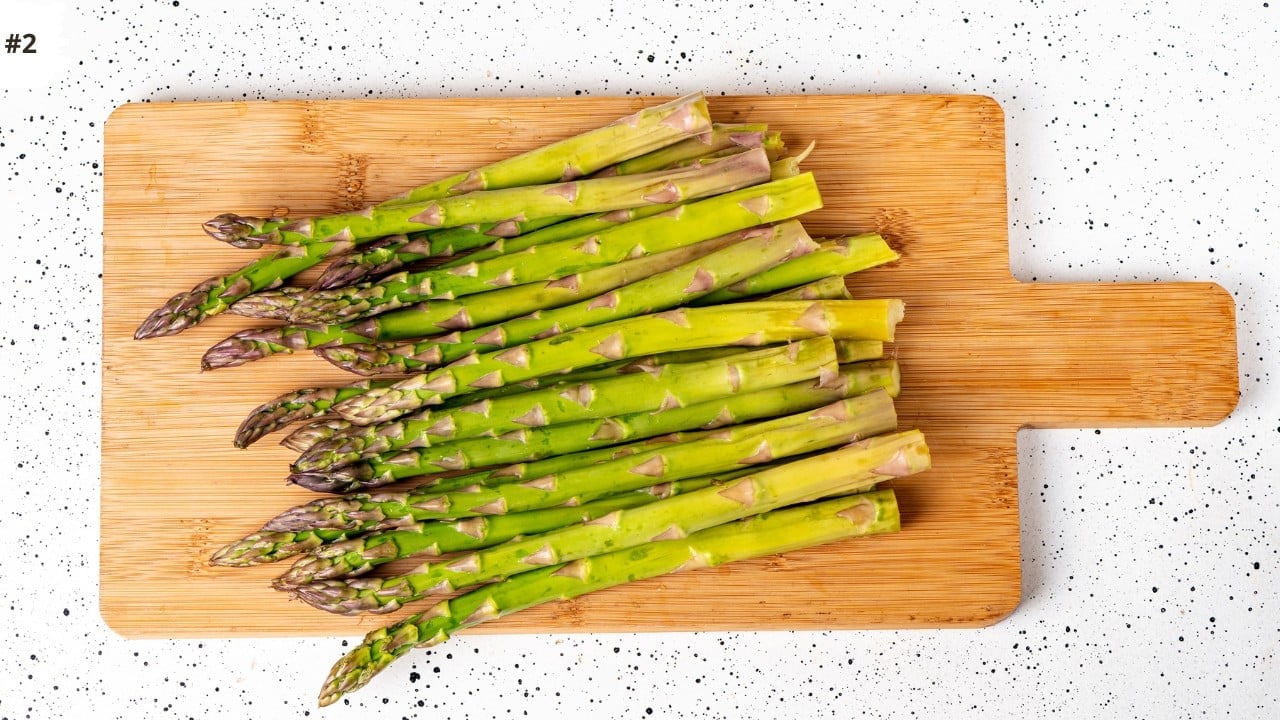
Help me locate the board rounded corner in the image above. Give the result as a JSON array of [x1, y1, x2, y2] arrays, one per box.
[[972, 94, 1006, 125], [98, 595, 138, 640], [104, 101, 146, 136], [975, 587, 1023, 628]]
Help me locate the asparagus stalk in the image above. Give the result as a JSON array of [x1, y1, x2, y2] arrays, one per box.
[[765, 276, 852, 301], [279, 346, 778, 451], [233, 379, 400, 449], [836, 339, 885, 363], [301, 390, 898, 528], [206, 148, 770, 250], [294, 337, 836, 475], [280, 418, 354, 453], [269, 360, 901, 524], [332, 299, 904, 426], [204, 94, 710, 243], [286, 347, 766, 449], [294, 427, 927, 615], [202, 227, 761, 370], [212, 471, 731, 569], [695, 233, 899, 305], [225, 286, 307, 320], [313, 220, 579, 291], [317, 487, 904, 705], [308, 127, 779, 291], [431, 151, 804, 273], [595, 124, 774, 176], [270, 472, 740, 586], [291, 361, 899, 493], [134, 94, 712, 339], [289, 171, 821, 325], [312, 221, 816, 376], [265, 431, 718, 535]]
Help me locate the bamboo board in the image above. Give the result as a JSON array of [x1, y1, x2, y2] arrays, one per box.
[[101, 95, 1239, 638]]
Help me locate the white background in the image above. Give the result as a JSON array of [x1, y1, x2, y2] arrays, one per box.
[[0, 1, 1275, 717]]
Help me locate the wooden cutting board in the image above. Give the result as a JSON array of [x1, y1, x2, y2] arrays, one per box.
[[101, 95, 1239, 639]]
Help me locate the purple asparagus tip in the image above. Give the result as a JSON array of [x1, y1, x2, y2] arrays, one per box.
[[202, 331, 278, 370], [203, 213, 272, 248], [287, 470, 368, 494], [133, 289, 209, 339]]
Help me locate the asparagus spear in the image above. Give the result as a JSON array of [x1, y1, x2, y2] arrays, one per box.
[[302, 390, 898, 527], [310, 126, 783, 290], [765, 276, 852, 301], [294, 337, 836, 475], [280, 418, 354, 453], [332, 299, 904, 426], [135, 94, 712, 339], [202, 227, 760, 370], [312, 221, 816, 376], [695, 233, 899, 305], [432, 151, 804, 273], [278, 345, 779, 451], [225, 286, 307, 320], [312, 221, 573, 291], [836, 339, 885, 363], [233, 379, 400, 449], [204, 94, 710, 242], [289, 171, 821, 325], [212, 471, 732, 569], [269, 360, 901, 522], [317, 487, 904, 705], [294, 427, 927, 615], [595, 124, 774, 176], [265, 431, 717, 535], [287, 347, 766, 448], [207, 148, 770, 251], [271, 472, 740, 586]]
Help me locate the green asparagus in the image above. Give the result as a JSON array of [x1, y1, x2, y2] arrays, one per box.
[[207, 148, 770, 250], [285, 358, 901, 494], [265, 432, 719, 535], [204, 93, 711, 245], [271, 472, 741, 587], [332, 299, 904, 426], [233, 379, 399, 449], [836, 339, 886, 364], [203, 230, 757, 370], [294, 428, 927, 615], [295, 335, 834, 471], [312, 221, 815, 375], [695, 233, 899, 304], [765, 276, 852, 301], [317, 488, 903, 705], [296, 390, 898, 524], [309, 125, 781, 291], [135, 94, 712, 339], [289, 171, 821, 325], [294, 338, 836, 475]]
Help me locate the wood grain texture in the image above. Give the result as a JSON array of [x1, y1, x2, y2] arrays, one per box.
[[101, 95, 1239, 639]]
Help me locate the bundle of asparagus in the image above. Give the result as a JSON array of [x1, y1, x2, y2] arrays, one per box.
[[135, 93, 930, 705]]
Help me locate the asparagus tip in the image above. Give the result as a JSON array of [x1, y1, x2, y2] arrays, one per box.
[[133, 290, 207, 339], [201, 328, 288, 370], [203, 213, 264, 247], [287, 471, 361, 494]]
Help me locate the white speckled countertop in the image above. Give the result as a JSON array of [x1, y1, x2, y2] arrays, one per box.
[[2, 0, 1275, 717]]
